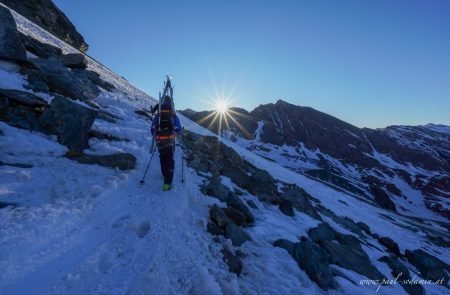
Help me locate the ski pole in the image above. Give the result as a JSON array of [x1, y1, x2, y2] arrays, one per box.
[[181, 147, 185, 183], [140, 139, 157, 185], [180, 129, 186, 183]]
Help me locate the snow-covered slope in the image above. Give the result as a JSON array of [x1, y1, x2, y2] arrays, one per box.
[[182, 100, 450, 222], [1, 3, 449, 295]]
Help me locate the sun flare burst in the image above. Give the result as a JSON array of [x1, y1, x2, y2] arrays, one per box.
[[215, 99, 229, 115], [194, 78, 252, 140]]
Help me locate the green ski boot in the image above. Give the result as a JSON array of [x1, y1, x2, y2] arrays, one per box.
[[162, 184, 172, 191]]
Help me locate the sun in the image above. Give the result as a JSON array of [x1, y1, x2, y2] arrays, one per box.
[[215, 99, 229, 115]]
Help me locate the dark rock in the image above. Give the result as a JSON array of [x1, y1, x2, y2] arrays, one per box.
[[0, 0, 89, 51], [207, 222, 224, 236], [426, 234, 450, 248], [379, 256, 425, 295], [61, 53, 87, 69], [19, 33, 62, 58], [202, 180, 232, 202], [370, 186, 397, 212], [40, 96, 97, 151], [184, 133, 279, 203], [226, 194, 254, 225], [72, 69, 115, 92], [378, 237, 401, 257], [209, 205, 232, 228], [334, 216, 363, 236], [323, 240, 384, 280], [338, 200, 348, 206], [275, 237, 337, 290], [223, 207, 250, 226], [23, 67, 50, 93], [31, 58, 100, 101], [280, 187, 321, 220], [89, 130, 129, 142], [0, 89, 47, 130], [273, 239, 295, 254], [67, 152, 136, 170], [0, 161, 33, 168], [135, 109, 153, 120], [96, 111, 118, 123], [0, 201, 16, 209], [246, 200, 258, 209], [294, 238, 337, 290], [221, 248, 243, 276], [308, 223, 337, 244], [234, 188, 244, 196], [357, 221, 372, 235], [224, 223, 251, 246], [246, 170, 279, 203], [0, 89, 47, 107], [0, 6, 26, 61], [405, 249, 449, 286], [279, 198, 295, 216]]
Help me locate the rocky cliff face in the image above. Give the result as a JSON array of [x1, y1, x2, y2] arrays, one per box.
[[0, 0, 88, 51], [0, 4, 138, 169], [181, 100, 450, 220]]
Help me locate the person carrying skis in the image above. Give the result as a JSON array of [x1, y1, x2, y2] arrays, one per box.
[[151, 95, 183, 191]]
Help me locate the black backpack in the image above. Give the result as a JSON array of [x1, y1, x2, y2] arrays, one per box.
[[156, 99, 174, 138]]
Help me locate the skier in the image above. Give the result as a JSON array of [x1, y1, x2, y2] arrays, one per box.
[[151, 95, 183, 191]]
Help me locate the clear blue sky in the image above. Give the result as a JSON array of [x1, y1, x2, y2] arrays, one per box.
[[53, 0, 450, 128]]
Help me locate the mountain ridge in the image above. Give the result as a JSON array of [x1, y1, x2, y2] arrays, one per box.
[[181, 99, 450, 220]]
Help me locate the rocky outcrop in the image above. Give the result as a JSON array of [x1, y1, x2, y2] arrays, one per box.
[[405, 249, 450, 287], [209, 203, 251, 247], [0, 89, 48, 130], [202, 179, 232, 202], [0, 5, 26, 61], [71, 69, 115, 92], [184, 132, 278, 203], [278, 199, 294, 216], [378, 237, 401, 257], [221, 249, 243, 276], [226, 194, 254, 225], [61, 53, 87, 69], [19, 32, 62, 58], [224, 223, 251, 246], [67, 152, 137, 170], [40, 95, 97, 151], [274, 237, 337, 290], [0, 0, 89, 51], [30, 57, 100, 101], [276, 222, 387, 290], [279, 186, 321, 220], [210, 205, 232, 228], [370, 186, 397, 212], [379, 256, 425, 295]]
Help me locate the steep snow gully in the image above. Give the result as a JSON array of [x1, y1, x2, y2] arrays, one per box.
[[1, 3, 449, 295]]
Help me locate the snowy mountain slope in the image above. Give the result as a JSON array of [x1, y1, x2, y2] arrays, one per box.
[[1, 2, 449, 295], [181, 100, 450, 222], [180, 117, 450, 294]]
